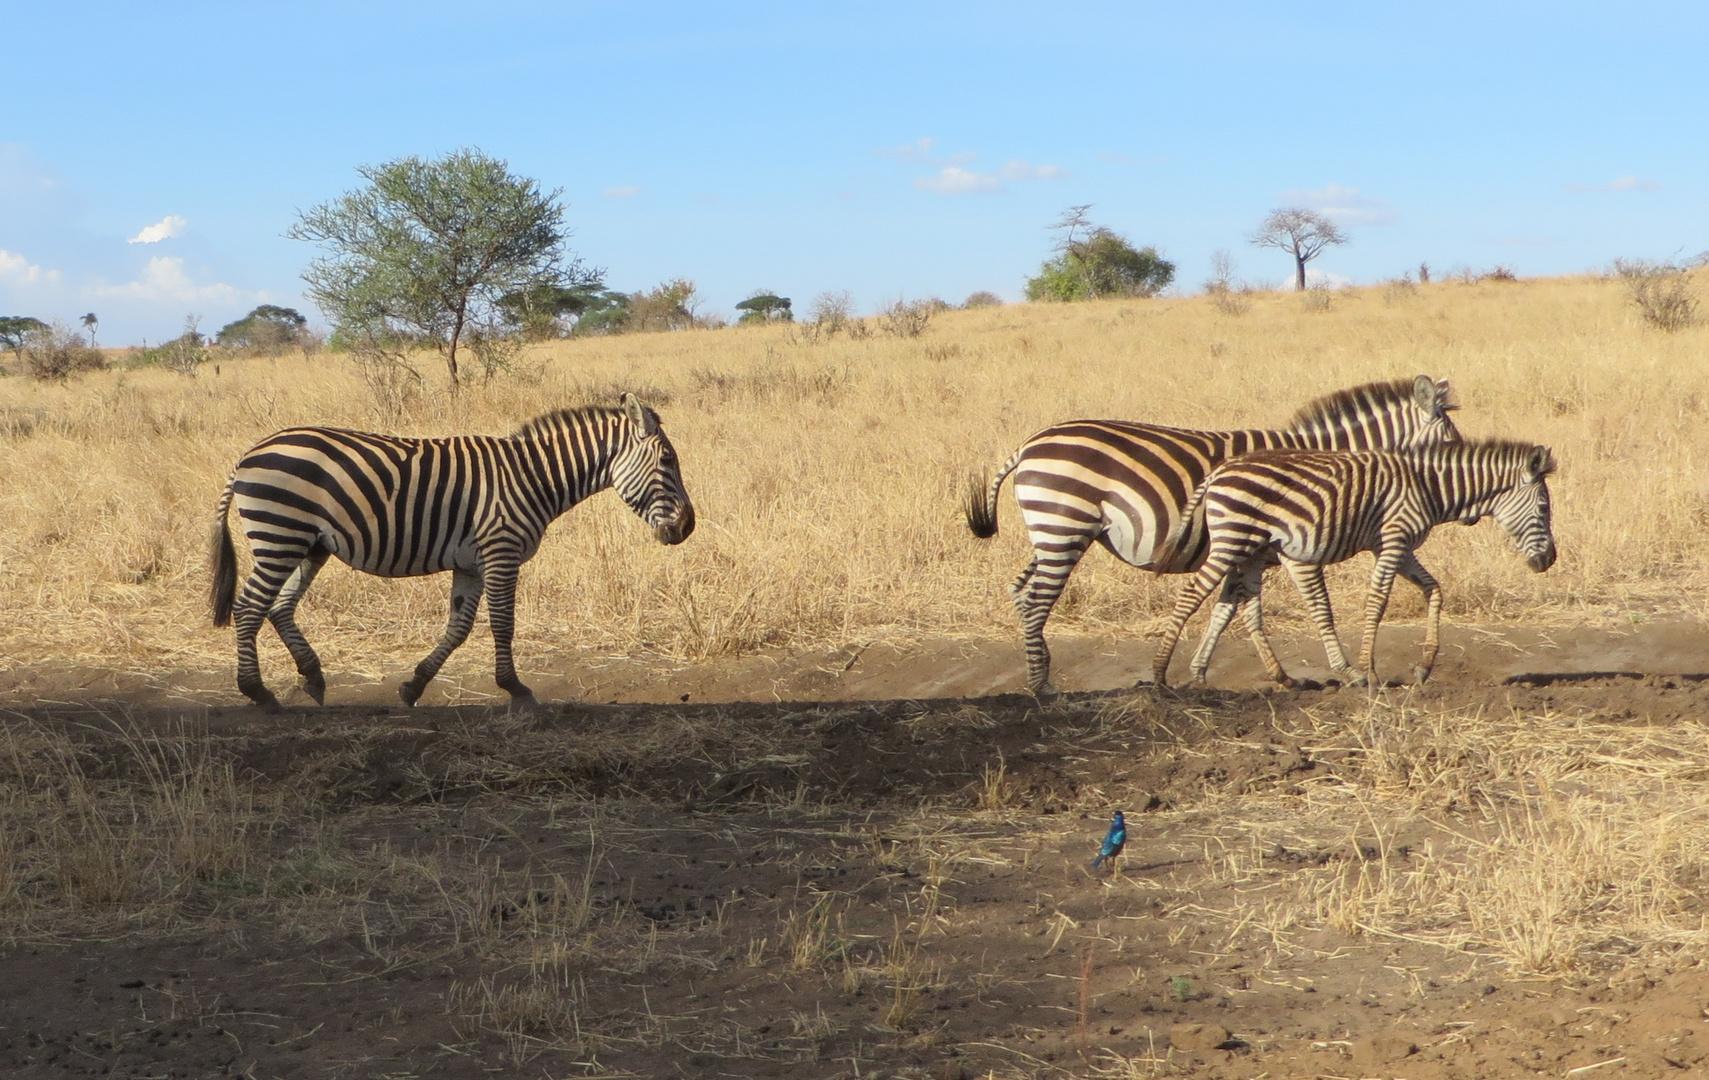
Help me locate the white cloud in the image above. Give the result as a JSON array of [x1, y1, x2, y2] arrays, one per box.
[[92, 256, 251, 305], [127, 215, 188, 244], [997, 160, 1067, 181], [1278, 183, 1397, 226], [0, 249, 62, 287], [602, 185, 641, 199], [914, 167, 1001, 195], [1566, 175, 1660, 193]]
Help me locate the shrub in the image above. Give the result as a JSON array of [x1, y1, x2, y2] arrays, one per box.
[[138, 317, 209, 375], [20, 321, 106, 380], [878, 298, 934, 338], [1616, 260, 1699, 332], [962, 291, 1002, 309], [1481, 265, 1519, 283], [1025, 216, 1175, 302]]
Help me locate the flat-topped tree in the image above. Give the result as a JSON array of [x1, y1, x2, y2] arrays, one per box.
[[290, 149, 594, 385]]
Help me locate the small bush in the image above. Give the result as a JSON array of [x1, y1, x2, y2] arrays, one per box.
[[20, 321, 106, 381], [878, 298, 934, 338], [1300, 283, 1334, 312], [1617, 260, 1699, 332], [138, 318, 209, 375], [1481, 265, 1519, 283], [962, 291, 1002, 309]]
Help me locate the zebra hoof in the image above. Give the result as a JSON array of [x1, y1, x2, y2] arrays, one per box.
[[398, 679, 426, 707], [1411, 665, 1433, 685], [1274, 674, 1299, 690], [1345, 671, 1371, 689], [247, 689, 282, 714], [1028, 681, 1060, 699], [301, 671, 326, 705]]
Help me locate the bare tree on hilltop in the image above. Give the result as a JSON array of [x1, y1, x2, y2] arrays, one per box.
[[1251, 208, 1346, 291]]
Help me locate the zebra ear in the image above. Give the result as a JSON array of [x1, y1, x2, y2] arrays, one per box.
[[1528, 446, 1557, 478], [620, 393, 660, 436], [1414, 374, 1457, 415]]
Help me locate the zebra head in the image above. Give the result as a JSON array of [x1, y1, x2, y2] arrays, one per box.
[[1485, 444, 1557, 572], [612, 393, 696, 545], [1287, 374, 1462, 450]]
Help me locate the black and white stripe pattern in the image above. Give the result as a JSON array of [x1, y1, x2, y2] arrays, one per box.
[[1150, 439, 1556, 689], [964, 376, 1461, 694], [211, 394, 694, 710]]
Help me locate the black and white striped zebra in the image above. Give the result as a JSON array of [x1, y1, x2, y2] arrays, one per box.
[[963, 376, 1462, 695], [1150, 439, 1556, 689], [210, 394, 694, 710]]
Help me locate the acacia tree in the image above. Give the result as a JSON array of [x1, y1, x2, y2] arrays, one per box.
[[1251, 208, 1346, 291], [80, 312, 98, 347], [1025, 206, 1175, 301], [290, 149, 591, 385]]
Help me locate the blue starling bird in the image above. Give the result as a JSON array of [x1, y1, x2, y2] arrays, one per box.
[[1090, 810, 1126, 869]]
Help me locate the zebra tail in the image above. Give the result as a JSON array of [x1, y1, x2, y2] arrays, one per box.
[[210, 476, 237, 628], [964, 450, 1022, 539]]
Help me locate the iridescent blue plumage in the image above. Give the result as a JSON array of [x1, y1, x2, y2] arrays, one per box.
[[1090, 810, 1126, 869]]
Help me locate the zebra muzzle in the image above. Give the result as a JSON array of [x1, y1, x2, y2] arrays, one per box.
[[1528, 544, 1557, 572]]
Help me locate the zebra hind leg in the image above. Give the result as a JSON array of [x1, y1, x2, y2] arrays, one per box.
[[1014, 546, 1086, 697], [266, 549, 331, 704], [233, 550, 312, 712], [400, 568, 484, 707]]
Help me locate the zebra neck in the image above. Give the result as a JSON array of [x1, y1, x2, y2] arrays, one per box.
[[512, 423, 620, 515], [1417, 451, 1504, 524]]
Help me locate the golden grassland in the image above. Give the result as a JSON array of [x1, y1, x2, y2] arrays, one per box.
[[0, 272, 1704, 688]]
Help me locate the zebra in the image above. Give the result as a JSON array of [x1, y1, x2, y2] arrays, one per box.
[[210, 394, 694, 710], [963, 375, 1462, 695], [1149, 439, 1557, 689]]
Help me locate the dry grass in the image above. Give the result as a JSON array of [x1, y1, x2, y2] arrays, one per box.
[[1159, 692, 1709, 976], [0, 274, 1703, 694]]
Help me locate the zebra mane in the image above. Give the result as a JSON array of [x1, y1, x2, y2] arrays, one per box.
[[508, 405, 625, 441], [1285, 377, 1436, 432], [1430, 438, 1556, 475]]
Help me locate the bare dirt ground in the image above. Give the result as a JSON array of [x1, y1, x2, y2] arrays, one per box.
[[4, 622, 1709, 1079]]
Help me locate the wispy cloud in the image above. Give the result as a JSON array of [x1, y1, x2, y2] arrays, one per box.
[[1278, 183, 1398, 226], [0, 249, 61, 287], [602, 185, 641, 199], [915, 167, 1001, 195], [1566, 175, 1660, 193], [92, 256, 252, 305], [127, 214, 187, 244], [873, 137, 975, 166], [889, 142, 1068, 196], [997, 160, 1066, 181]]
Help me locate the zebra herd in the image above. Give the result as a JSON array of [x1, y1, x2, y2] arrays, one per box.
[[209, 377, 1556, 709]]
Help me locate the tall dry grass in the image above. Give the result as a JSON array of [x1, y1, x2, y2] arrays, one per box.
[[0, 274, 1702, 693]]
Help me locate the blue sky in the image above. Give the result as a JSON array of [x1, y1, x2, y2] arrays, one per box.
[[3, 1, 1705, 344]]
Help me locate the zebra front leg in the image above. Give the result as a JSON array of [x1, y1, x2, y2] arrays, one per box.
[[267, 549, 330, 704], [1354, 542, 1408, 686], [481, 557, 536, 706], [1014, 545, 1086, 696], [1282, 559, 1362, 685], [400, 568, 483, 707], [1395, 551, 1442, 683]]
